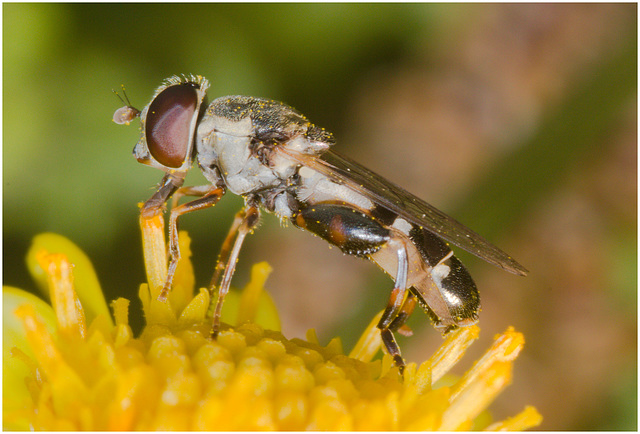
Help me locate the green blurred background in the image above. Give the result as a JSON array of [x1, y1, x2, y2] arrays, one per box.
[[4, 4, 636, 429]]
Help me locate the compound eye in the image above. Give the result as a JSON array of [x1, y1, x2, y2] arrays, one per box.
[[145, 83, 198, 168]]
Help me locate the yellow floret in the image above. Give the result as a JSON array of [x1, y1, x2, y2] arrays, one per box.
[[3, 222, 542, 430]]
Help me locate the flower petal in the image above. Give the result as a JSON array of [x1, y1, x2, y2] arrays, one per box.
[[3, 286, 57, 430], [427, 324, 480, 384], [139, 213, 168, 300], [441, 361, 513, 430], [13, 303, 90, 425], [179, 287, 210, 324], [169, 231, 195, 314], [439, 327, 525, 430], [26, 233, 112, 326], [450, 327, 523, 401], [237, 262, 280, 331], [3, 286, 57, 354], [348, 311, 383, 363], [35, 251, 86, 339], [485, 405, 543, 430]]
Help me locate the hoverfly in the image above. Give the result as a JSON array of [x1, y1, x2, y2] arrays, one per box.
[[114, 75, 527, 372]]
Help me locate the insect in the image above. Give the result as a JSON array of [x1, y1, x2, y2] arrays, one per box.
[[114, 74, 527, 372]]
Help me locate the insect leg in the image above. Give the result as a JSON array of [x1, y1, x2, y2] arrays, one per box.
[[376, 239, 410, 373], [292, 203, 414, 370], [380, 329, 405, 373], [159, 186, 226, 301], [170, 184, 219, 210], [388, 291, 417, 337], [208, 209, 246, 294], [140, 173, 185, 218], [377, 242, 408, 330], [210, 205, 261, 339]]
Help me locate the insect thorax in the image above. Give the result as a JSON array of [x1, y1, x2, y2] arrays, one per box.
[[195, 95, 335, 200]]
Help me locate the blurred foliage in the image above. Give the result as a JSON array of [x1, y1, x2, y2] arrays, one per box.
[[3, 4, 636, 430], [454, 38, 636, 238]]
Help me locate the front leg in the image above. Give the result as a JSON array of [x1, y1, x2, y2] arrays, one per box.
[[170, 184, 217, 211], [159, 186, 226, 301], [140, 173, 186, 218]]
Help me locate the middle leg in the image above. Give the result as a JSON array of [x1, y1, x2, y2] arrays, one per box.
[[209, 205, 261, 338]]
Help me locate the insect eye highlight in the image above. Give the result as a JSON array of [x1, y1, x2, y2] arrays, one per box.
[[145, 83, 199, 168]]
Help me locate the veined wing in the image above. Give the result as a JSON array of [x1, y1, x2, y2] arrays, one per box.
[[278, 147, 528, 276]]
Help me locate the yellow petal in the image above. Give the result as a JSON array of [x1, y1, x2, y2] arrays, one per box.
[[450, 327, 523, 401], [139, 213, 168, 300], [13, 304, 89, 424], [169, 230, 195, 314], [485, 405, 543, 431], [441, 361, 513, 430], [236, 261, 271, 322], [215, 263, 280, 332], [146, 294, 176, 327], [348, 311, 383, 363], [440, 327, 525, 430], [427, 324, 480, 384], [111, 298, 133, 347], [237, 262, 280, 331], [3, 286, 57, 354], [35, 251, 86, 339], [139, 214, 186, 326], [178, 287, 210, 324], [111, 297, 130, 327], [3, 286, 57, 430], [26, 233, 112, 326]]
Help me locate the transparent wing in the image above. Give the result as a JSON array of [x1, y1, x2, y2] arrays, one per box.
[[278, 148, 528, 276]]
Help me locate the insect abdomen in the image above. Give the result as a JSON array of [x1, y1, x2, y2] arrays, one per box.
[[409, 226, 480, 328], [293, 204, 390, 256]]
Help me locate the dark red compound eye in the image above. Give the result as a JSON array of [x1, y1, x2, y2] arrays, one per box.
[[145, 83, 199, 168]]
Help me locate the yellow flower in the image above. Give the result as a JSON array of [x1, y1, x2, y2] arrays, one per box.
[[4, 215, 542, 430]]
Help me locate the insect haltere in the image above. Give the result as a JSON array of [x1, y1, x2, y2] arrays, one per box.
[[114, 75, 527, 373]]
